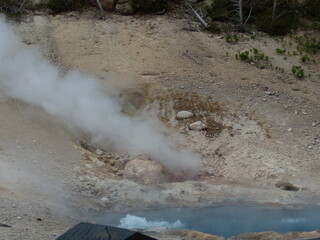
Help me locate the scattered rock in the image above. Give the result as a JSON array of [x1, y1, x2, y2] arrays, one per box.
[[189, 121, 207, 130], [275, 181, 299, 191], [265, 91, 274, 96], [176, 110, 194, 120], [89, 156, 105, 167], [287, 128, 293, 132], [95, 149, 103, 155], [124, 159, 169, 185], [0, 223, 12, 228], [196, 170, 210, 179], [84, 164, 93, 169]]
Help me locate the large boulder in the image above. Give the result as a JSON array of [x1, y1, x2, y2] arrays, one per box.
[[115, 0, 135, 15], [176, 111, 194, 120], [124, 159, 169, 185]]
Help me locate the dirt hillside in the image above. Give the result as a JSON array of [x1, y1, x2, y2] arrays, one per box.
[[0, 8, 320, 239]]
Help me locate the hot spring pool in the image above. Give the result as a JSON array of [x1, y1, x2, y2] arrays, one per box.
[[90, 206, 320, 238]]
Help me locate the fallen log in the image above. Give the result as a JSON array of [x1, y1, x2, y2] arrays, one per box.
[[183, 50, 202, 65]]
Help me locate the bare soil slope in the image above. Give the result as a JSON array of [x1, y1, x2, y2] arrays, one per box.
[[1, 9, 320, 239]]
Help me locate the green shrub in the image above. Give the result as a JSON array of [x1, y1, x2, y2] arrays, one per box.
[[292, 65, 305, 78], [255, 9, 299, 35], [299, 0, 320, 21], [225, 33, 239, 43], [46, 0, 90, 14], [236, 48, 268, 63], [129, 0, 168, 13], [276, 48, 286, 55], [296, 38, 320, 55], [206, 0, 233, 22], [300, 55, 310, 63], [236, 50, 249, 61]]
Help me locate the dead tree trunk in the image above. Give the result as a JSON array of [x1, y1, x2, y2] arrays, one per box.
[[95, 0, 104, 19], [272, 0, 277, 20], [232, 0, 252, 30]]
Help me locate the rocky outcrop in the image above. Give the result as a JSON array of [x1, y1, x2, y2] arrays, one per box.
[[124, 159, 169, 185], [115, 0, 135, 15]]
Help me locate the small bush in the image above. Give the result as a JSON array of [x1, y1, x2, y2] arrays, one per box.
[[225, 33, 238, 43], [236, 50, 249, 61], [300, 55, 310, 63], [236, 48, 268, 62], [292, 65, 305, 78], [276, 48, 286, 55], [296, 39, 320, 55]]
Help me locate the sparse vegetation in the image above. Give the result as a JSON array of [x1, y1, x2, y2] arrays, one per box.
[[225, 33, 239, 43], [236, 48, 270, 69], [300, 55, 310, 63], [275, 66, 284, 73], [296, 38, 320, 55], [291, 65, 305, 78], [236, 50, 249, 61], [276, 48, 286, 55]]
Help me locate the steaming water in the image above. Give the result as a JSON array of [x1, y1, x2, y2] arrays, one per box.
[[91, 206, 320, 238], [0, 17, 201, 171]]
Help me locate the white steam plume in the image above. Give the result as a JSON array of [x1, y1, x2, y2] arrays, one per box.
[[0, 17, 201, 171]]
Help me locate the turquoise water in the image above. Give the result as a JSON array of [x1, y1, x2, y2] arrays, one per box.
[[91, 206, 320, 238]]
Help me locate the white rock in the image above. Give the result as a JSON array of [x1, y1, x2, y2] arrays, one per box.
[[287, 128, 293, 132], [189, 121, 207, 130], [176, 111, 194, 120], [84, 164, 93, 169], [100, 197, 109, 202], [95, 149, 103, 155]]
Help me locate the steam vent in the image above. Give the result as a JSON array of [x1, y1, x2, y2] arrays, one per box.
[[0, 1, 320, 239]]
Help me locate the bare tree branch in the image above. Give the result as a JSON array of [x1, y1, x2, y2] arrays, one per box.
[[185, 1, 208, 27], [16, 0, 28, 14], [183, 50, 202, 65], [244, 6, 252, 25], [95, 0, 104, 19]]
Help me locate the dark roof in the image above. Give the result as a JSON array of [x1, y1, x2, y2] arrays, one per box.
[[56, 222, 158, 240]]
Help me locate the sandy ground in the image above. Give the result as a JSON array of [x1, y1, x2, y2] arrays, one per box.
[[1, 7, 320, 239]]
